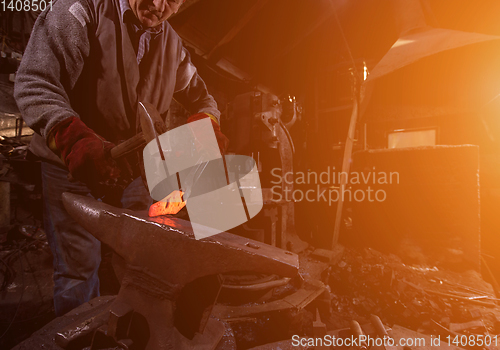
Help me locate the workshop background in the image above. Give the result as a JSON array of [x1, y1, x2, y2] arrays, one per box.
[[3, 0, 500, 349]]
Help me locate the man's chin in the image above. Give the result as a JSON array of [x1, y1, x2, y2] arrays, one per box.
[[139, 12, 161, 27]]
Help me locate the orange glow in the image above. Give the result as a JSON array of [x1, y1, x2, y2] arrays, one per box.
[[148, 190, 186, 217]]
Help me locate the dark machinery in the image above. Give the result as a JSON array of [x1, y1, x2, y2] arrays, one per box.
[[226, 92, 307, 253]]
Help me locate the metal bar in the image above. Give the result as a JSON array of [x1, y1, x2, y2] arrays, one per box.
[[332, 98, 358, 248]]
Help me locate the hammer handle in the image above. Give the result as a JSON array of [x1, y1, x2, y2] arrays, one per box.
[[110, 132, 146, 159]]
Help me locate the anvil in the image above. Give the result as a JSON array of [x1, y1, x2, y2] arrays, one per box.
[[57, 193, 299, 350]]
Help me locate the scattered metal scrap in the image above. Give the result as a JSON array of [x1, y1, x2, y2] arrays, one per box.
[[326, 246, 500, 350]]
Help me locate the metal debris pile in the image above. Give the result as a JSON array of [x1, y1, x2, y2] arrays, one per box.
[[327, 246, 500, 346]]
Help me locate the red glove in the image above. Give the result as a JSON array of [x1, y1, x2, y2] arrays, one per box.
[[48, 117, 122, 185], [187, 113, 229, 154]]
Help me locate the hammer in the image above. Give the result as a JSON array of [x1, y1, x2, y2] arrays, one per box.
[[109, 102, 167, 159]]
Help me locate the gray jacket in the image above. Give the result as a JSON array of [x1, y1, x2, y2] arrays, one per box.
[[14, 0, 219, 164]]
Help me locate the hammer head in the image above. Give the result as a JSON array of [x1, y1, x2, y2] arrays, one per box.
[[138, 101, 167, 144], [62, 193, 299, 287]]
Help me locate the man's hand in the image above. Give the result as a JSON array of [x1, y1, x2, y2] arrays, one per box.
[[187, 113, 229, 154], [48, 117, 132, 191]]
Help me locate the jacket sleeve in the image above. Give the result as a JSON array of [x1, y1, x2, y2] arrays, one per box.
[[173, 47, 221, 123], [14, 0, 93, 139]]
